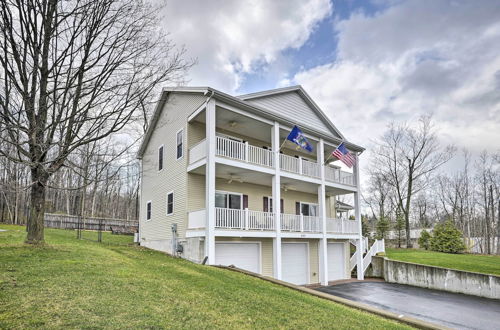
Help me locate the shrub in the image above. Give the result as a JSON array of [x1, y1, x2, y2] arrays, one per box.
[[430, 220, 465, 253], [418, 230, 431, 250]]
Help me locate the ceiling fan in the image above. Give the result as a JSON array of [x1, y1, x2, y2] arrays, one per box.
[[227, 174, 243, 184], [281, 184, 297, 192]]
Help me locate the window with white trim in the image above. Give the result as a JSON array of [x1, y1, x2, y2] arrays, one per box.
[[158, 145, 164, 171], [146, 201, 152, 220], [176, 129, 183, 159], [166, 192, 174, 215], [300, 202, 318, 216], [215, 191, 242, 209]]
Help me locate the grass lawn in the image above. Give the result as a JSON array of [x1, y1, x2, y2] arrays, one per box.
[[386, 248, 500, 276], [0, 225, 411, 329]]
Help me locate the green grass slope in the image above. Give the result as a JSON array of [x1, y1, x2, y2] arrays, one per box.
[[0, 225, 410, 329], [386, 248, 500, 276]]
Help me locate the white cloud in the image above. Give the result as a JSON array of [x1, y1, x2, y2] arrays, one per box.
[[160, 0, 332, 92], [290, 0, 500, 162]]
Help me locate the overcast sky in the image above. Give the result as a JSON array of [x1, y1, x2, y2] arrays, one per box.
[[160, 0, 500, 177]]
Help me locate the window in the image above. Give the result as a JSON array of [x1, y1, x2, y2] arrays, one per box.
[[158, 145, 164, 171], [264, 197, 284, 213], [166, 192, 174, 215], [176, 129, 183, 159], [300, 202, 318, 216], [215, 191, 242, 209], [146, 201, 152, 220]]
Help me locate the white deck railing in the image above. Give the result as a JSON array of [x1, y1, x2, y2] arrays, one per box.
[[279, 154, 321, 178], [189, 209, 361, 236], [189, 139, 207, 164], [325, 166, 355, 186], [216, 136, 273, 167], [326, 218, 359, 234], [280, 214, 321, 232], [215, 207, 274, 230]]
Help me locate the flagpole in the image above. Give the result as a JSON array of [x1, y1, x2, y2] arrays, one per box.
[[324, 153, 333, 165], [278, 139, 287, 151]]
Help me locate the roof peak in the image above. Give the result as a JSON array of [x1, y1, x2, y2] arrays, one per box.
[[237, 85, 305, 100]]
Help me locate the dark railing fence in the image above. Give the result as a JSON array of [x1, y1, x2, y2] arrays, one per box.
[[44, 213, 138, 232]]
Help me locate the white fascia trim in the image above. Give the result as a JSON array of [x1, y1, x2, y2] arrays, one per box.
[[213, 230, 277, 238], [281, 232, 323, 239], [188, 102, 207, 122], [214, 156, 275, 175], [280, 171, 322, 185], [187, 158, 207, 172], [325, 181, 358, 192]]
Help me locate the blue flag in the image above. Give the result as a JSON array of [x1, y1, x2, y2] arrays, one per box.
[[286, 125, 313, 152]]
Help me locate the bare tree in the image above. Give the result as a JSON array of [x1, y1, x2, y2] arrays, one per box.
[[371, 116, 455, 247], [0, 0, 192, 243]]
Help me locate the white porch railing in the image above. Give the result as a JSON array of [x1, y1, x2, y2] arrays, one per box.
[[325, 166, 355, 186], [188, 209, 206, 229], [189, 139, 207, 164], [326, 218, 359, 234], [215, 207, 274, 230], [216, 136, 273, 167], [280, 214, 321, 232], [279, 154, 321, 178]]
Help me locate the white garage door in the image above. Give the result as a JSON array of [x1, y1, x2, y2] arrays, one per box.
[[282, 243, 308, 285], [328, 243, 346, 281], [215, 243, 260, 274]]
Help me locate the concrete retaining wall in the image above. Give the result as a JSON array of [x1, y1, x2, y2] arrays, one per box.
[[371, 256, 500, 300]]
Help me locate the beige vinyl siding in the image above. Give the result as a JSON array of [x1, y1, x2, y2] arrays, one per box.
[[215, 237, 273, 277], [282, 238, 320, 284], [244, 91, 336, 137], [140, 93, 207, 242], [188, 121, 205, 146], [187, 173, 205, 211]]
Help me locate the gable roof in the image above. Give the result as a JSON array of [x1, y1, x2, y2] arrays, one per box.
[[238, 85, 345, 140], [137, 86, 364, 158]]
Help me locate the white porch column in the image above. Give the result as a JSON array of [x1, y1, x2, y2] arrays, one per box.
[[354, 152, 364, 280], [272, 121, 282, 279], [318, 138, 328, 285], [205, 99, 216, 264]]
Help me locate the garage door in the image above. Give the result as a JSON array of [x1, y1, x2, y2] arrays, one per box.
[[215, 243, 260, 274], [328, 243, 346, 281], [282, 243, 308, 285]]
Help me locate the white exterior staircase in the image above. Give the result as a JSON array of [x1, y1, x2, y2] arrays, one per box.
[[350, 238, 385, 275]]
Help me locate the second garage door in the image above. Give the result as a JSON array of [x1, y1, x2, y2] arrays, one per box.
[[282, 243, 308, 285], [215, 242, 261, 274], [328, 243, 346, 281]]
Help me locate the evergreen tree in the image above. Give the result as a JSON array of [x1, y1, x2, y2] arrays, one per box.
[[430, 220, 465, 253], [418, 230, 431, 250], [376, 216, 390, 240]]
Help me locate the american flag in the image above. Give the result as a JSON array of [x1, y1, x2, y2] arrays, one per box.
[[332, 143, 356, 168]]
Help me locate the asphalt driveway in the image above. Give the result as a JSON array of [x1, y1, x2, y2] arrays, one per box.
[[316, 281, 500, 330]]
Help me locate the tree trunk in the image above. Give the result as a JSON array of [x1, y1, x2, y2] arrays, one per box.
[[405, 172, 414, 248], [26, 175, 46, 244]]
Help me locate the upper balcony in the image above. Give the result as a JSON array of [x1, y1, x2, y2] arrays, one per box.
[[189, 135, 355, 187]]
